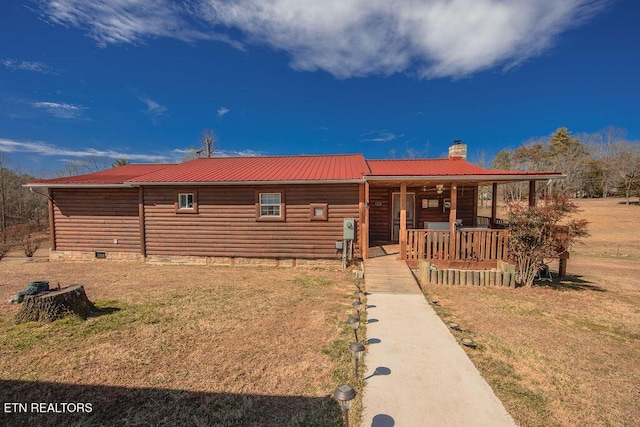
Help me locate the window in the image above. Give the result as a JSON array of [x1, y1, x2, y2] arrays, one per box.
[[256, 191, 285, 221], [260, 193, 281, 216], [176, 191, 198, 213], [309, 203, 328, 221], [179, 193, 194, 209]]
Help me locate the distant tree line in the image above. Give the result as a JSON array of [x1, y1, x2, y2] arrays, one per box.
[[492, 127, 640, 205], [0, 155, 48, 258]]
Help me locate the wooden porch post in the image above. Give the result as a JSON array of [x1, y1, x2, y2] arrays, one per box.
[[448, 183, 458, 259], [491, 182, 498, 227], [399, 183, 407, 260], [359, 183, 369, 260], [138, 186, 146, 257], [529, 180, 537, 207], [363, 181, 370, 259]]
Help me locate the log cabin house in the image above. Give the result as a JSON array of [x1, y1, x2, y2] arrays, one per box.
[[26, 143, 563, 267]]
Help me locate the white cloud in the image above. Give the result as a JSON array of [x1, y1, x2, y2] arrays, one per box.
[[361, 131, 403, 143], [0, 137, 170, 162], [217, 106, 230, 117], [32, 101, 86, 119], [2, 59, 55, 74], [172, 147, 262, 157], [216, 149, 262, 157], [139, 96, 167, 121], [36, 0, 608, 78], [35, 0, 244, 49]]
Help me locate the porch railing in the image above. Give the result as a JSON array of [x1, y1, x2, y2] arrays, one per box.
[[476, 216, 508, 228], [406, 229, 509, 261]]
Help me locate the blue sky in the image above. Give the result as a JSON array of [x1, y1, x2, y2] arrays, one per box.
[[1, 0, 638, 175]]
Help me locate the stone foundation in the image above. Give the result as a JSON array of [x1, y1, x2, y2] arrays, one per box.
[[50, 250, 144, 262], [146, 255, 341, 268], [50, 251, 341, 268]]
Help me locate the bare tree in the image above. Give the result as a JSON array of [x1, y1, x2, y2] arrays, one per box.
[[112, 158, 130, 168], [492, 149, 526, 201], [582, 127, 627, 197], [610, 140, 640, 205], [404, 147, 417, 159], [471, 149, 490, 207], [57, 156, 110, 177], [0, 154, 8, 234], [180, 129, 218, 162], [0, 156, 47, 248], [201, 128, 217, 158]]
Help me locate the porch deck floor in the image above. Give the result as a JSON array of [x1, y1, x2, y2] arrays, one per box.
[[364, 245, 422, 295], [361, 251, 515, 426]]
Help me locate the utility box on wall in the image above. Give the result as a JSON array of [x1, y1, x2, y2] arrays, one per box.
[[343, 218, 356, 240]]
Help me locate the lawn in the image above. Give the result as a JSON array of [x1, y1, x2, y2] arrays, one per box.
[[424, 198, 640, 426], [0, 263, 362, 426]]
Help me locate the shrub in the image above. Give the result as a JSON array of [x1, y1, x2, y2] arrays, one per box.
[[506, 196, 589, 286], [12, 222, 42, 257], [0, 241, 9, 260]]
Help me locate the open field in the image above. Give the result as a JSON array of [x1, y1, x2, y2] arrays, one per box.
[[0, 263, 362, 426], [425, 198, 640, 426], [479, 197, 640, 259]]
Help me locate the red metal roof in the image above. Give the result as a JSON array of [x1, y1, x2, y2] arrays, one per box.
[[366, 158, 560, 177], [28, 164, 174, 185], [26, 155, 562, 187], [130, 154, 370, 183]]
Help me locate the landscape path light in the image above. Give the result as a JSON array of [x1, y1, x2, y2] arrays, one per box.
[[352, 301, 362, 316], [347, 316, 360, 342], [354, 280, 362, 291], [349, 341, 365, 378], [333, 383, 357, 427]]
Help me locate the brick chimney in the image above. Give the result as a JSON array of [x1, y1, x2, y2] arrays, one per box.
[[448, 140, 467, 160]]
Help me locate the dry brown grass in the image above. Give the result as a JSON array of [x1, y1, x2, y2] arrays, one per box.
[[0, 262, 362, 426], [570, 198, 640, 258], [426, 198, 640, 426]]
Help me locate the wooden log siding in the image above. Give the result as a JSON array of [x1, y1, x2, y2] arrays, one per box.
[[367, 184, 479, 244], [416, 185, 476, 228], [368, 186, 390, 242], [52, 188, 141, 252], [406, 229, 509, 262], [143, 184, 360, 259]]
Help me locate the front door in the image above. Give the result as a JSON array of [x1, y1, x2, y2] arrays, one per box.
[[391, 192, 415, 241]]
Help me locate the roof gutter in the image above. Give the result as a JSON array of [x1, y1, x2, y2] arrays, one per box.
[[24, 179, 367, 188], [23, 174, 565, 188], [128, 179, 366, 186], [23, 183, 135, 189]]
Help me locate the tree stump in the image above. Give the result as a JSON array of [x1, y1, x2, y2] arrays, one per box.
[[14, 285, 97, 324]]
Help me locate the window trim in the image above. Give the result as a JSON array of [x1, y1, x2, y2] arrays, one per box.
[[255, 190, 285, 221], [309, 203, 328, 221], [175, 190, 198, 214]]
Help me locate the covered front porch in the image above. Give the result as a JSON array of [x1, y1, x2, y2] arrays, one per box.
[[361, 180, 540, 267]]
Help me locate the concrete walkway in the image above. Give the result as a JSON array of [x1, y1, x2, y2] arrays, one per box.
[[361, 251, 515, 427]]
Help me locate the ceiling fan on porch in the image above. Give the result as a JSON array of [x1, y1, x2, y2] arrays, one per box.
[[420, 184, 446, 194]]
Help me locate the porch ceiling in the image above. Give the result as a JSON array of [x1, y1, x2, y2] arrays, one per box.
[[366, 175, 564, 187]]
